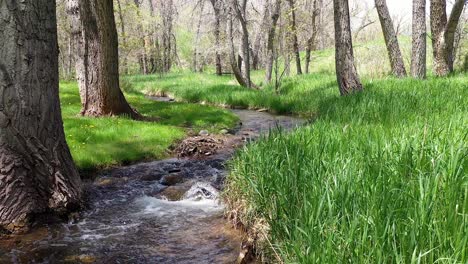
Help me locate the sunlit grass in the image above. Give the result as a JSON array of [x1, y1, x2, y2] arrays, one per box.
[[60, 82, 238, 170], [225, 76, 468, 262]]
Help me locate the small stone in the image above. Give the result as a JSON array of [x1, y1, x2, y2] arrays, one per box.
[[157, 186, 189, 201], [219, 129, 229, 135], [199, 130, 209, 136], [160, 173, 184, 186]]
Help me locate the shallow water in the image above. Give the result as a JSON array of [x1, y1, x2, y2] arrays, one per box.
[[0, 106, 304, 264]]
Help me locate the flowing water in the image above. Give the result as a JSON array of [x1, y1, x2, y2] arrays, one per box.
[[0, 103, 304, 264]]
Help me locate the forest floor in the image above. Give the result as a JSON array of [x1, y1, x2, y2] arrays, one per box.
[[130, 70, 467, 262]]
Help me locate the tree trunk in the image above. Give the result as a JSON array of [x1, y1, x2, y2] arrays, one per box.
[[430, 0, 450, 76], [265, 0, 282, 83], [375, 0, 407, 77], [234, 0, 253, 88], [287, 0, 303, 75], [305, 0, 321, 74], [210, 0, 224, 76], [228, 17, 249, 87], [116, 0, 128, 75], [430, 0, 466, 76], [0, 0, 82, 233], [411, 0, 427, 79], [67, 0, 139, 118], [333, 0, 363, 95]]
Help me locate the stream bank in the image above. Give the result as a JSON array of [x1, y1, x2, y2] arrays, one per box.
[[0, 98, 304, 263]]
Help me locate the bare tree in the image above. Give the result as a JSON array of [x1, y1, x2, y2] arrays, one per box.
[[375, 0, 407, 77], [265, 0, 282, 83], [209, 0, 225, 75], [233, 0, 254, 88], [287, 0, 303, 74], [305, 0, 321, 74], [67, 0, 140, 118], [430, 0, 466, 76], [411, 0, 427, 79], [0, 0, 82, 233], [333, 0, 363, 95]]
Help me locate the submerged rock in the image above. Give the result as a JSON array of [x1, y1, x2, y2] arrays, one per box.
[[160, 173, 184, 186]]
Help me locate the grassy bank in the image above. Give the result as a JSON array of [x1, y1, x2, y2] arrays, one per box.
[[225, 76, 467, 262], [60, 82, 238, 170]]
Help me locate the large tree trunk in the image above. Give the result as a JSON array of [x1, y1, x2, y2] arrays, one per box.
[[333, 0, 363, 95], [265, 0, 282, 83], [0, 0, 82, 233], [430, 0, 466, 76], [430, 0, 450, 76], [228, 17, 249, 87], [287, 0, 303, 75], [411, 0, 427, 79], [67, 0, 139, 118], [375, 0, 407, 77]]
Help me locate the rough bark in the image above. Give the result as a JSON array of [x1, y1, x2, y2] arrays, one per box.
[[67, 0, 139, 118], [430, 0, 466, 76], [333, 0, 363, 95], [430, 0, 450, 76], [375, 0, 407, 77], [265, 0, 282, 83], [305, 0, 321, 74], [0, 0, 82, 233], [116, 0, 128, 75], [228, 17, 249, 87], [287, 0, 303, 75], [411, 0, 427, 79]]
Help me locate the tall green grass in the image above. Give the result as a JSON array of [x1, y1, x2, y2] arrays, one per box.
[[225, 77, 467, 262]]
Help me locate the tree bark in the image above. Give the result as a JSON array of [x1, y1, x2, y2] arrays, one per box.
[[375, 0, 407, 77], [333, 0, 363, 95], [430, 0, 450, 76], [265, 0, 282, 83], [67, 0, 139, 118], [116, 0, 128, 75], [411, 0, 427, 79], [287, 0, 303, 75], [0, 0, 82, 233], [228, 17, 249, 87], [430, 0, 466, 76]]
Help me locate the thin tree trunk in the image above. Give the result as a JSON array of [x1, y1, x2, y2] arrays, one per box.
[[265, 0, 282, 83], [287, 0, 302, 75], [375, 0, 407, 77], [0, 0, 82, 233], [411, 0, 426, 79], [116, 0, 128, 75], [228, 16, 249, 87], [210, 0, 224, 76], [305, 0, 321, 74], [333, 0, 363, 95], [193, 1, 205, 72], [67, 0, 139, 118], [234, 0, 253, 88]]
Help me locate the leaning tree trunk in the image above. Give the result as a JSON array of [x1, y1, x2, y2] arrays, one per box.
[[67, 0, 139, 118], [411, 0, 427, 79], [333, 0, 363, 95], [0, 0, 82, 233], [265, 0, 282, 83], [287, 0, 303, 75], [445, 0, 465, 72], [375, 0, 407, 77]]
